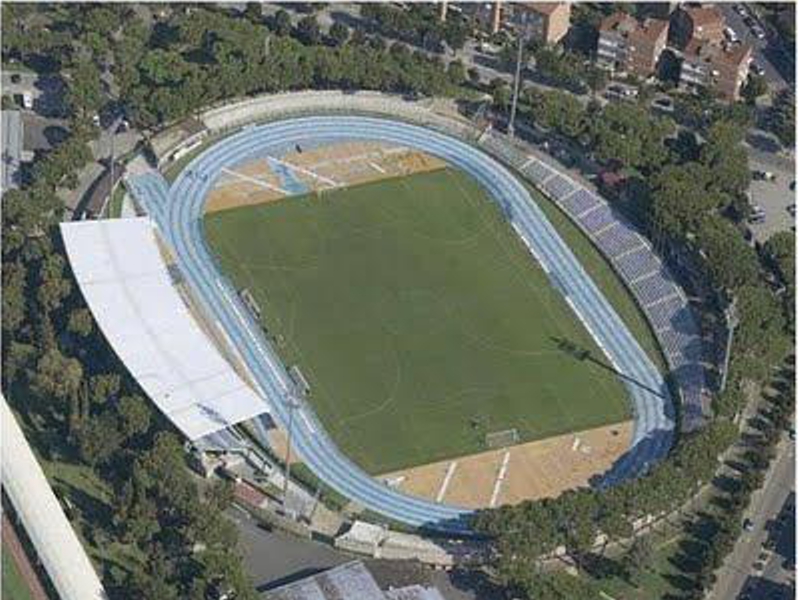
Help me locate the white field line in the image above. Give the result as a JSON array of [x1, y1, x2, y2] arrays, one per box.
[[266, 155, 339, 188], [436, 461, 458, 503], [220, 167, 288, 195], [563, 296, 623, 374], [489, 451, 511, 508], [511, 222, 549, 274]]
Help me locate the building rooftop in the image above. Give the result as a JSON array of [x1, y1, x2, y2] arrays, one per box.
[[683, 5, 725, 29], [684, 38, 752, 69], [599, 12, 668, 44], [517, 2, 566, 17], [265, 560, 447, 600]]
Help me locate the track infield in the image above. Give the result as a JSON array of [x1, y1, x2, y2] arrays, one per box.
[[204, 166, 632, 474]]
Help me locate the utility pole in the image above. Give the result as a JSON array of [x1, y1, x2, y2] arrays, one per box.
[[508, 16, 530, 139], [281, 391, 300, 506], [720, 297, 739, 393]]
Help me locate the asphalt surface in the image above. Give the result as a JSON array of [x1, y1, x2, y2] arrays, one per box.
[[747, 152, 796, 243], [709, 436, 796, 600], [127, 116, 674, 530], [719, 4, 790, 91]]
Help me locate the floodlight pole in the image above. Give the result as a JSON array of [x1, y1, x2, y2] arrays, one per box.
[[508, 18, 529, 139], [719, 297, 739, 393], [282, 392, 300, 505]]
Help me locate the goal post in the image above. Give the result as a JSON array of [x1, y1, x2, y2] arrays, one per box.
[[485, 428, 519, 449]]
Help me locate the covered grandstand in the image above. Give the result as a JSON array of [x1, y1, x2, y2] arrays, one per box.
[[60, 218, 270, 441]]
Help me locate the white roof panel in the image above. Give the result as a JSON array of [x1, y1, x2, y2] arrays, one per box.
[[60, 217, 268, 440], [2, 394, 107, 600]]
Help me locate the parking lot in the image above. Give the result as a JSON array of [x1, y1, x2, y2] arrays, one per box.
[[747, 152, 796, 243]]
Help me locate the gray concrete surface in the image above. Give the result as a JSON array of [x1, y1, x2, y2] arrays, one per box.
[[708, 436, 795, 600], [747, 152, 796, 243]]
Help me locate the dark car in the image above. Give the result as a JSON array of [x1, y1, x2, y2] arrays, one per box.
[[10, 73, 20, 84]]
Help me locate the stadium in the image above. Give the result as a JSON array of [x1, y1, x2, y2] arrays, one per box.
[[62, 92, 707, 533]]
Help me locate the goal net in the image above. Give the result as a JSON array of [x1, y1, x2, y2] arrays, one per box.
[[485, 428, 519, 449]]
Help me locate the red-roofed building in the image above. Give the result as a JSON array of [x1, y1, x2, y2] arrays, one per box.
[[679, 39, 753, 101], [596, 12, 670, 78], [671, 5, 726, 48]]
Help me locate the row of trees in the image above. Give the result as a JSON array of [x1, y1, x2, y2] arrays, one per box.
[[360, 3, 471, 54], [111, 7, 465, 130], [2, 5, 256, 599]]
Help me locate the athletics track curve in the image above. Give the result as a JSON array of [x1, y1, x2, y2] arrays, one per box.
[[127, 116, 675, 533]]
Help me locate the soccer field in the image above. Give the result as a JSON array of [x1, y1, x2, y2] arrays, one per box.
[[204, 167, 631, 474]]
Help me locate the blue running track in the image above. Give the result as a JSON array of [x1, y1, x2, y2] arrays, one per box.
[[127, 116, 675, 533]]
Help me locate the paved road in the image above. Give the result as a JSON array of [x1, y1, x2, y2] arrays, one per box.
[[708, 436, 795, 600], [127, 116, 673, 530], [720, 4, 789, 92]]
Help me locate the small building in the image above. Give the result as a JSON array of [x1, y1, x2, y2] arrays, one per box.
[[265, 560, 447, 600], [670, 5, 726, 49], [680, 39, 753, 101], [506, 3, 572, 45], [596, 13, 669, 78]]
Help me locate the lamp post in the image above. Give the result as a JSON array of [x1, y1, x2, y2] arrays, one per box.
[[720, 297, 739, 393], [508, 14, 531, 138], [282, 391, 300, 505]]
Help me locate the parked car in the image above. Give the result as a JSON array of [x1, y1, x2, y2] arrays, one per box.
[[788, 204, 796, 217], [752, 26, 766, 40], [743, 518, 755, 532], [10, 73, 20, 84], [750, 62, 766, 76], [752, 170, 776, 181], [725, 27, 739, 43]]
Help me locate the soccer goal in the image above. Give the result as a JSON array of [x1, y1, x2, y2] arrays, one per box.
[[485, 428, 519, 449]]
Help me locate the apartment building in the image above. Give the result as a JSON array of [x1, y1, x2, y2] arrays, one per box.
[[596, 12, 669, 78], [507, 3, 572, 44], [679, 38, 753, 101], [670, 5, 726, 48], [460, 2, 571, 44]]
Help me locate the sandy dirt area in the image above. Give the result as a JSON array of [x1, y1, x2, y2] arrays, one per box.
[[203, 141, 447, 214], [379, 420, 633, 509]]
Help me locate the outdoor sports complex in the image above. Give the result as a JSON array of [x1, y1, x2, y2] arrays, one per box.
[[61, 94, 708, 533]]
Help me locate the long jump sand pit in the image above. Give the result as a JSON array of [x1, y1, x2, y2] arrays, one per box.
[[378, 420, 633, 509], [203, 140, 447, 214]]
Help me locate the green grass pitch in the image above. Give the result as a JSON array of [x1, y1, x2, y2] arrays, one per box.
[[204, 168, 632, 474]]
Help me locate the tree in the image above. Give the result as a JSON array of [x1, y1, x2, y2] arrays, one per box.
[[78, 411, 123, 466], [701, 120, 750, 196], [446, 59, 465, 85], [626, 536, 654, 584], [590, 103, 674, 173], [244, 2, 262, 24], [762, 231, 795, 290], [769, 89, 795, 147], [295, 15, 321, 46], [696, 215, 760, 291], [741, 73, 768, 104], [329, 21, 349, 47], [490, 78, 511, 112], [67, 308, 94, 337], [467, 66, 481, 85], [271, 9, 292, 37], [118, 395, 152, 440]]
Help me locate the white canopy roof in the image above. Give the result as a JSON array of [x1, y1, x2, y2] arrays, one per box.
[[1, 394, 107, 600], [60, 218, 268, 440]]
